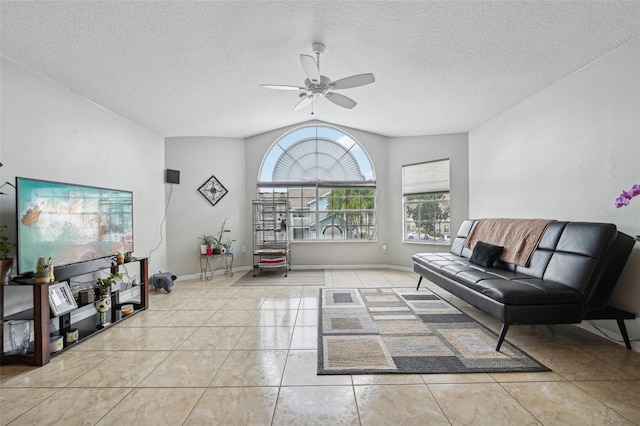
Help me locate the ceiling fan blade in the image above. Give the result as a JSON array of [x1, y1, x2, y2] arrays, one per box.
[[330, 73, 375, 90], [293, 94, 313, 111], [325, 92, 357, 109], [260, 84, 305, 91], [300, 54, 320, 83]]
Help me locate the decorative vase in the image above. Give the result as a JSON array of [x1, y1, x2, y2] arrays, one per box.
[[49, 259, 55, 282], [94, 297, 111, 329], [34, 257, 50, 283], [8, 320, 31, 353], [0, 258, 13, 285], [206, 247, 213, 255], [213, 247, 221, 255], [200, 245, 208, 255]]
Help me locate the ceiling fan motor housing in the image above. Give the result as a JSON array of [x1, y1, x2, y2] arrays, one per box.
[[305, 76, 332, 95]]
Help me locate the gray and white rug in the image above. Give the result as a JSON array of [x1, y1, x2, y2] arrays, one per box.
[[318, 288, 548, 374]]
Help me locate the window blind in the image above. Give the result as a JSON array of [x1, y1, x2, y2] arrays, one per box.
[[402, 159, 450, 195]]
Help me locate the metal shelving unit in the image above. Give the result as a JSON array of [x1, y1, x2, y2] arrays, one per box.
[[252, 200, 291, 277]]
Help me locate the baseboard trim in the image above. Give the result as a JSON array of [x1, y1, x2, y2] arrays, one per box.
[[288, 264, 413, 272], [176, 265, 252, 281], [175, 264, 414, 282]]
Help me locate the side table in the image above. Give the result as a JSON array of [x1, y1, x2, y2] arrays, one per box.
[[200, 253, 234, 280]]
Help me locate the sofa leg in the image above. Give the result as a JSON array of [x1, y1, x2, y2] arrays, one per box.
[[584, 307, 635, 350], [496, 324, 509, 351], [416, 276, 423, 291], [617, 319, 632, 350]]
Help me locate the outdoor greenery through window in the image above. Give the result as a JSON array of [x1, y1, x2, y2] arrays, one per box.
[[402, 159, 450, 244], [258, 125, 376, 241]]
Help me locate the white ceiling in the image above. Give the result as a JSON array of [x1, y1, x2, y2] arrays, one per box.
[[2, 1, 639, 139]]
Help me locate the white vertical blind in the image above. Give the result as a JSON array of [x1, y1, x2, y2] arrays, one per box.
[[402, 159, 450, 195]]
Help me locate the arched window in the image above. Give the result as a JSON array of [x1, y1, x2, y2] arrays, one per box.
[[258, 125, 376, 241]]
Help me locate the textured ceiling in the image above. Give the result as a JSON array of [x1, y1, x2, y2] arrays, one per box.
[[2, 1, 639, 138]]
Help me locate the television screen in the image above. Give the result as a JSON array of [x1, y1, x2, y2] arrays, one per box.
[[16, 177, 133, 275]]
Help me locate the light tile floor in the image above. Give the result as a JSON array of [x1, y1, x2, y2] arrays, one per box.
[[1, 269, 639, 425]]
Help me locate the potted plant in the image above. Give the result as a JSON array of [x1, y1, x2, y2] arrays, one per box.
[[212, 238, 223, 255], [0, 225, 15, 284], [97, 272, 123, 298], [615, 184, 640, 242], [224, 238, 236, 254], [0, 162, 15, 284], [213, 218, 231, 255], [199, 234, 215, 255]]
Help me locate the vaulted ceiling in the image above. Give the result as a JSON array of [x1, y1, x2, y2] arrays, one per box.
[[2, 1, 639, 138]]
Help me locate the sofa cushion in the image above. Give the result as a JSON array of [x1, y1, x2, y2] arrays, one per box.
[[476, 278, 584, 305], [469, 241, 504, 267]]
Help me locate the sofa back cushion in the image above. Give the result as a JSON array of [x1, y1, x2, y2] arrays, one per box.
[[543, 222, 618, 295], [451, 220, 567, 274], [511, 222, 567, 279], [450, 219, 475, 257]]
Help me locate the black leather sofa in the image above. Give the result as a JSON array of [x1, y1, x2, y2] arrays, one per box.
[[412, 220, 636, 350]]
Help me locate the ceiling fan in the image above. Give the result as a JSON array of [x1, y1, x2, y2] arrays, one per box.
[[260, 42, 375, 112]]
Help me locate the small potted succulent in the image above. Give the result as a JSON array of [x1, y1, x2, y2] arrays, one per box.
[[225, 238, 236, 254]]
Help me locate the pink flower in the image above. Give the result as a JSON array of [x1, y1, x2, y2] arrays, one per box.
[[616, 184, 640, 208], [615, 196, 630, 208]]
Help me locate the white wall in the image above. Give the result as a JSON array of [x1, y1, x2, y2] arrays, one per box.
[[469, 36, 640, 349], [386, 133, 469, 268], [164, 137, 246, 276], [0, 57, 168, 279]]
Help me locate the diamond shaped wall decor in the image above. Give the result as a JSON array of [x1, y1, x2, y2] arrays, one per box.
[[198, 174, 228, 207]]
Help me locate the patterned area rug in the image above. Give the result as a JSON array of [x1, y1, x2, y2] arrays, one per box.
[[318, 288, 549, 374], [232, 269, 325, 286]]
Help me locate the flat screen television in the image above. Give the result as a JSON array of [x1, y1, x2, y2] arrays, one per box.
[[16, 177, 133, 275]]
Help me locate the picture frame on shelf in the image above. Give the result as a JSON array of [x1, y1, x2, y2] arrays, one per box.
[[49, 282, 78, 316]]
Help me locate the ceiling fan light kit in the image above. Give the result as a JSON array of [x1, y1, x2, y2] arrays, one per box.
[[260, 42, 375, 112]]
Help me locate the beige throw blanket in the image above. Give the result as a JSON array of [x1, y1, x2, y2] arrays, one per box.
[[464, 218, 554, 267]]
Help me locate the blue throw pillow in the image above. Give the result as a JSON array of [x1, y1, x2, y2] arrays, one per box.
[[469, 241, 504, 267]]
